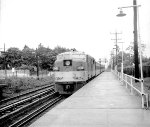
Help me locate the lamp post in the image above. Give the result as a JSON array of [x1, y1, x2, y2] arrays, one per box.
[[116, 0, 144, 108], [116, 0, 141, 80]]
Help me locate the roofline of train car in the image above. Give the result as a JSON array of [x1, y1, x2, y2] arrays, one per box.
[[56, 51, 103, 66], [57, 51, 96, 61]]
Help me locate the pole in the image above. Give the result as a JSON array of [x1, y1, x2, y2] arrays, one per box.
[[36, 48, 39, 80], [121, 43, 124, 82], [111, 32, 122, 71], [118, 42, 124, 82], [111, 53, 114, 70], [99, 59, 101, 73], [115, 33, 118, 70], [112, 50, 115, 70], [133, 0, 140, 80], [133, 0, 144, 108], [136, 4, 144, 108], [4, 43, 7, 78]]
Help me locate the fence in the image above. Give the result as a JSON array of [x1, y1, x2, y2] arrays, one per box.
[[30, 70, 54, 79], [0, 70, 30, 78], [112, 69, 149, 109]]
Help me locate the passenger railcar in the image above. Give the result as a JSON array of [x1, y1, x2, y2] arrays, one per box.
[[53, 51, 104, 94]]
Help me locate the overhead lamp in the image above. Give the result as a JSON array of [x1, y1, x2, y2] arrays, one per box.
[[116, 9, 126, 17]]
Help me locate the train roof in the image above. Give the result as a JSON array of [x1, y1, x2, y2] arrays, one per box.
[[58, 51, 86, 56], [56, 51, 95, 61]]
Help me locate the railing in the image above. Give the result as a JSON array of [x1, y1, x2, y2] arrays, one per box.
[[112, 69, 149, 109]]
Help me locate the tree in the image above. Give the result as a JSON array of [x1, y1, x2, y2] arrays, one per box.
[[1, 44, 72, 71], [35, 44, 70, 70], [126, 42, 146, 56], [113, 51, 134, 69], [22, 45, 35, 66], [5, 47, 22, 68], [37, 43, 53, 70], [53, 45, 70, 56]]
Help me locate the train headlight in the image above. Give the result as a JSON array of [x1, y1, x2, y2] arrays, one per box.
[[65, 61, 70, 66], [77, 66, 84, 71], [53, 67, 59, 71]]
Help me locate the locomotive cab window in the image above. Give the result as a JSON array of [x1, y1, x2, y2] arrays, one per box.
[[63, 60, 72, 66]]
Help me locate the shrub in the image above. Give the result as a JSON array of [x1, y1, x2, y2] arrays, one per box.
[[3, 76, 54, 97]]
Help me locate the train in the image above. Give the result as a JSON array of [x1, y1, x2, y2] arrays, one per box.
[[53, 50, 105, 94]]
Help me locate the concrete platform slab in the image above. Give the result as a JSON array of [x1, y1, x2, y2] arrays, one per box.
[[29, 72, 150, 127], [56, 96, 141, 109]]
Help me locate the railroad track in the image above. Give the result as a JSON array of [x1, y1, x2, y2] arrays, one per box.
[[9, 95, 63, 127], [0, 85, 64, 127], [0, 84, 54, 106]]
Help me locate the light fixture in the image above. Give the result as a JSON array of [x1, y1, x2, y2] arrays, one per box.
[[116, 9, 126, 17]]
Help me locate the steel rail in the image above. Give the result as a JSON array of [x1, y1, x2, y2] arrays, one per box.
[[0, 87, 54, 115], [9, 96, 63, 127], [0, 91, 58, 126], [0, 83, 54, 104]]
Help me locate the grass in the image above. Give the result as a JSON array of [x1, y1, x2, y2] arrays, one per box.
[[124, 76, 150, 96], [144, 77, 150, 86], [1, 76, 54, 98]]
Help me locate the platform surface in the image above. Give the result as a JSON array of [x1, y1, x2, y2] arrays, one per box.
[[29, 72, 150, 127]]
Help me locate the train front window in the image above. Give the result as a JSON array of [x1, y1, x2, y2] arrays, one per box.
[[63, 60, 72, 66]]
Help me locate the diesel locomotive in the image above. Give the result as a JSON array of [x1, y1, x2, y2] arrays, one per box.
[[53, 51, 104, 94]]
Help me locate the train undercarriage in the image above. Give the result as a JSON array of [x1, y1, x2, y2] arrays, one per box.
[[55, 81, 86, 95]]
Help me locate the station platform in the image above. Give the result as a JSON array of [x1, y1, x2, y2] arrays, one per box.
[[29, 72, 150, 127]]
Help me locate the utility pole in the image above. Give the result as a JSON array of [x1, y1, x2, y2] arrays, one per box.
[[99, 59, 101, 73], [111, 32, 122, 70], [133, 0, 140, 80], [36, 48, 39, 80], [112, 54, 114, 70], [4, 43, 7, 78], [110, 51, 114, 70]]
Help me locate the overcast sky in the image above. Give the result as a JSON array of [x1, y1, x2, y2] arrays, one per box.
[[0, 0, 150, 61]]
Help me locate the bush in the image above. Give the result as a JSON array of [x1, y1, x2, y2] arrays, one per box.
[[3, 76, 54, 97], [123, 65, 150, 78], [123, 66, 134, 76]]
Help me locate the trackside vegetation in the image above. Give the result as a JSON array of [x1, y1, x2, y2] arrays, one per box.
[[2, 76, 54, 98]]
